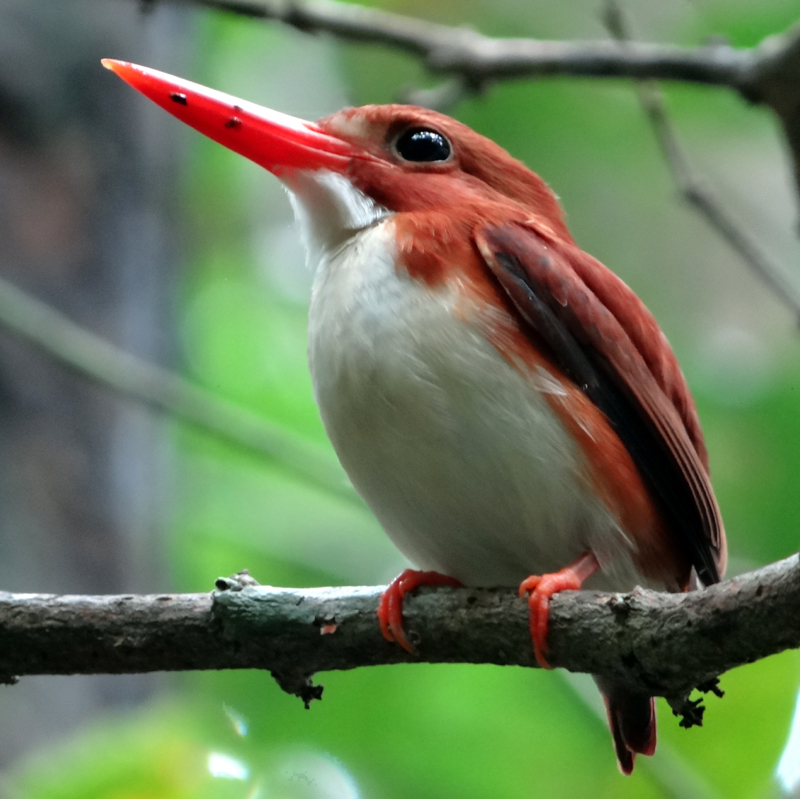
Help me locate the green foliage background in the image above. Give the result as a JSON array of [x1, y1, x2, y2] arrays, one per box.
[[11, 0, 800, 796]]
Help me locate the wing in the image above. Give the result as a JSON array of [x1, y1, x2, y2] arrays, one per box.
[[475, 221, 725, 585]]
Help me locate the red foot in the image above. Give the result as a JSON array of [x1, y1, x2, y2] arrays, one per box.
[[379, 569, 462, 653], [519, 552, 600, 669]]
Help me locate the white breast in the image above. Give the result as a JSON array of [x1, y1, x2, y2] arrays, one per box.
[[307, 220, 645, 589]]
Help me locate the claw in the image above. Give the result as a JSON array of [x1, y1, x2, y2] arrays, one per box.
[[519, 552, 600, 668], [378, 569, 462, 653]]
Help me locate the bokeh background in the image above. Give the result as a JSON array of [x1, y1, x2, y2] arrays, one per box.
[[0, 0, 799, 796]]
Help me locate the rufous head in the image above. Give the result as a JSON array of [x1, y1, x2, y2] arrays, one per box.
[[317, 105, 568, 231]]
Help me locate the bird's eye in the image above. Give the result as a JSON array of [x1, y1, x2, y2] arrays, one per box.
[[394, 128, 452, 163]]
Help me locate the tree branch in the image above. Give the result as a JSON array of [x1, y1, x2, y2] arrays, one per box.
[[1, 556, 798, 709], [153, 0, 800, 106], [0, 273, 358, 506], [172, 0, 752, 86]]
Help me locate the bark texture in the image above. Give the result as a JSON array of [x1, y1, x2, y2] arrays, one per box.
[[0, 556, 797, 707]]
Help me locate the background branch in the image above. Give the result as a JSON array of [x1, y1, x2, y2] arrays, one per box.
[[603, 1, 800, 324], [154, 0, 800, 111], [0, 273, 358, 506], [172, 0, 753, 86], [1, 555, 798, 707]]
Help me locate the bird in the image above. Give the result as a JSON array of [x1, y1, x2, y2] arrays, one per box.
[[102, 59, 727, 775]]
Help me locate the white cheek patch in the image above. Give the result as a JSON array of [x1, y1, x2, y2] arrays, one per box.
[[316, 171, 388, 231], [285, 170, 391, 268]]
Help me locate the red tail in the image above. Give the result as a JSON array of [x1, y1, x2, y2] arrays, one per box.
[[595, 678, 657, 775]]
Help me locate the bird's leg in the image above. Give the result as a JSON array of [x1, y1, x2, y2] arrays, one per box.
[[378, 569, 462, 653], [519, 551, 600, 669]]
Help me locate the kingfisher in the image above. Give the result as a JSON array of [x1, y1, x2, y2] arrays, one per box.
[[103, 59, 726, 774]]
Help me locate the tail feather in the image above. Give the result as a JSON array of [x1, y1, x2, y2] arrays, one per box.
[[595, 677, 657, 775]]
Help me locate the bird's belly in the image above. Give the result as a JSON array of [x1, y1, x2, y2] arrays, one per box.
[[309, 223, 637, 589]]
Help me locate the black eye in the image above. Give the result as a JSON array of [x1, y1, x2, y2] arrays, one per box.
[[394, 128, 452, 162]]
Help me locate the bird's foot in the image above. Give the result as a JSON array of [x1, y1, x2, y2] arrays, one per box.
[[378, 569, 462, 653], [519, 551, 600, 669]]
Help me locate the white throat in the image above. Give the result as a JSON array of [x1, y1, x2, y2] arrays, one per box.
[[284, 170, 392, 268]]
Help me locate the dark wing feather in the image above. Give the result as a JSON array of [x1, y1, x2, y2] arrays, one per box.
[[475, 222, 725, 585]]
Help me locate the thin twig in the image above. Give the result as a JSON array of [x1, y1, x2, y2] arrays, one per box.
[[167, 0, 755, 87], [0, 555, 797, 707], [0, 274, 359, 505], [603, 1, 800, 323]]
